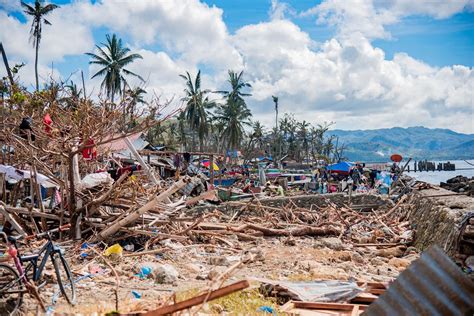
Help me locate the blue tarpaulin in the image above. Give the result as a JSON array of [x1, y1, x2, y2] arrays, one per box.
[[326, 161, 354, 173]]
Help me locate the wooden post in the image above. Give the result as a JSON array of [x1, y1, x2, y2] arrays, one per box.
[[123, 135, 159, 185], [210, 154, 214, 187]]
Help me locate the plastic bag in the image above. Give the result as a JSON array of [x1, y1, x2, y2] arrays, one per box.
[[104, 244, 123, 257]]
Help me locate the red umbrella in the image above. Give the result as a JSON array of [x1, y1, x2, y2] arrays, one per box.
[[390, 154, 403, 162]]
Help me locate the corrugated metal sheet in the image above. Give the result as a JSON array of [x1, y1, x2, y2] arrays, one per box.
[[363, 245, 474, 316]]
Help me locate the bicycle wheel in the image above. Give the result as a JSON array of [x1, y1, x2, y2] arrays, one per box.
[[52, 254, 76, 305], [0, 264, 24, 315]]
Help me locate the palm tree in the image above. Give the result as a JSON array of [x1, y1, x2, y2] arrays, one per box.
[[86, 34, 143, 103], [244, 120, 265, 162], [217, 70, 251, 104], [179, 70, 214, 151], [21, 0, 59, 91], [216, 70, 252, 158], [126, 86, 147, 117], [214, 99, 252, 155], [298, 120, 310, 163], [65, 80, 81, 99]]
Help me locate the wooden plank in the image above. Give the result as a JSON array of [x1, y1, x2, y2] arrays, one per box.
[[143, 280, 249, 315], [291, 301, 367, 311], [4, 206, 60, 220], [0, 205, 26, 235]]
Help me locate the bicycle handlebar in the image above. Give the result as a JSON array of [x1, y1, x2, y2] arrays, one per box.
[[25, 224, 71, 240]]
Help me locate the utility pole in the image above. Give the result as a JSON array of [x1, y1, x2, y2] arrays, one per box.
[[272, 95, 280, 168]]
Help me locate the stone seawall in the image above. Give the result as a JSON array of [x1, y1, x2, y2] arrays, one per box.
[[409, 187, 474, 262]]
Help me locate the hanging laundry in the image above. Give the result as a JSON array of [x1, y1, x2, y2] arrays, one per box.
[[82, 138, 97, 160]]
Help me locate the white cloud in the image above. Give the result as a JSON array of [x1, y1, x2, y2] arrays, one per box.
[[0, 0, 472, 133], [303, 0, 474, 41], [78, 0, 242, 71], [0, 0, 20, 12], [269, 0, 295, 21], [231, 18, 473, 132]]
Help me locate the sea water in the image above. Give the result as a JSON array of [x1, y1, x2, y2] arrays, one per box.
[[405, 159, 474, 185]]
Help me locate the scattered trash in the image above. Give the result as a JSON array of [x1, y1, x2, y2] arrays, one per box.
[[257, 306, 275, 314], [136, 266, 153, 279], [153, 264, 179, 284], [258, 279, 363, 302], [131, 290, 142, 299], [104, 244, 123, 257]]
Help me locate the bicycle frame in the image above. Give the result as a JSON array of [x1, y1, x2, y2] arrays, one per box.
[[20, 239, 57, 282]]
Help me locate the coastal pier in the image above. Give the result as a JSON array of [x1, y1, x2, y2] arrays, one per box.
[[408, 160, 456, 172]]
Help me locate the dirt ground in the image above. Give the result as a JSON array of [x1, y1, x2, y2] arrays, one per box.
[[19, 236, 418, 315]]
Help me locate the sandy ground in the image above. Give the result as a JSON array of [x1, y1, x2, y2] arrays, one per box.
[[17, 236, 418, 315]]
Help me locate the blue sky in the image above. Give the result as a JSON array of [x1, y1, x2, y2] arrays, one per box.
[[0, 0, 473, 132], [206, 0, 474, 67]]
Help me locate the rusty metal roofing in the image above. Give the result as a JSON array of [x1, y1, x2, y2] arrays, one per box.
[[363, 245, 474, 316]]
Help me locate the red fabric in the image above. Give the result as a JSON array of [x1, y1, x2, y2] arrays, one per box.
[[82, 138, 97, 160], [43, 113, 52, 134]]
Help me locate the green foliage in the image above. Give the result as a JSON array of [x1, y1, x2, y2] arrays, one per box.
[[180, 70, 215, 151], [215, 70, 252, 152], [176, 288, 281, 315], [86, 34, 143, 102], [11, 92, 26, 104]]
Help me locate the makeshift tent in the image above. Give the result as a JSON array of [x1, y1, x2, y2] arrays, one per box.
[[326, 161, 354, 174]]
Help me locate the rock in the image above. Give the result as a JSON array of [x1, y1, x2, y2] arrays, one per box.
[[208, 256, 231, 266], [352, 252, 365, 264], [376, 246, 406, 258], [314, 237, 344, 250], [337, 251, 352, 262], [152, 264, 179, 284], [370, 257, 385, 266], [388, 257, 410, 270], [243, 248, 265, 262], [185, 263, 202, 273], [283, 237, 296, 246], [310, 265, 348, 280], [299, 260, 322, 272]]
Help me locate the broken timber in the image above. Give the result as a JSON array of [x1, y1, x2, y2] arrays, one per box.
[[136, 280, 249, 315]]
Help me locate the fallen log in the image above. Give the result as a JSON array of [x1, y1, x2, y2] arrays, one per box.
[[230, 223, 341, 237], [142, 280, 250, 316], [92, 177, 190, 242]]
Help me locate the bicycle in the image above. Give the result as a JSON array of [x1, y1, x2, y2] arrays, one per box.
[[0, 224, 76, 314]]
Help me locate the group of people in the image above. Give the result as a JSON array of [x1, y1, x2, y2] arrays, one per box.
[[309, 162, 399, 194]]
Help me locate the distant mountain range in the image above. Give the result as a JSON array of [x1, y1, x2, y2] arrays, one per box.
[[328, 126, 474, 162]]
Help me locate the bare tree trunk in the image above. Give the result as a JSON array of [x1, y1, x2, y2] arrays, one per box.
[[34, 38, 39, 91]]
